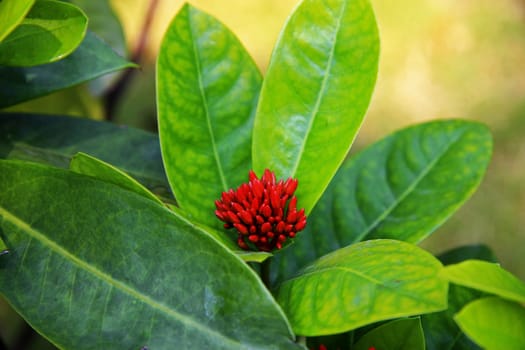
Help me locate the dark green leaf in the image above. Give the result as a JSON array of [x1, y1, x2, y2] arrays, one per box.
[[0, 160, 300, 349], [0, 0, 35, 42], [271, 120, 492, 285], [276, 239, 448, 336], [353, 318, 425, 350], [252, 0, 379, 214], [0, 0, 87, 66], [437, 244, 497, 265], [0, 113, 169, 198], [443, 260, 525, 304], [455, 297, 525, 349], [0, 31, 136, 108], [157, 4, 262, 229], [70, 152, 164, 206], [422, 285, 483, 350]]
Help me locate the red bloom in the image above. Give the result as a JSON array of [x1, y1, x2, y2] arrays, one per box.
[[215, 169, 307, 251]]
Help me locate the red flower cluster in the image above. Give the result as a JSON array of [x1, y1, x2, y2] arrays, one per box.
[[215, 169, 307, 251]]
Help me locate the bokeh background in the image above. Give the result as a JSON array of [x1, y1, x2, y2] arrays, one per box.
[[2, 0, 525, 348]]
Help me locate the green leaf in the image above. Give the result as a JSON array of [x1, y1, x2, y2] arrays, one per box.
[[157, 4, 262, 229], [0, 31, 136, 108], [276, 239, 448, 336], [0, 113, 170, 199], [0, 160, 300, 349], [455, 297, 525, 350], [422, 245, 495, 350], [0, 0, 35, 42], [442, 260, 525, 304], [271, 120, 493, 285], [252, 0, 379, 214], [437, 244, 497, 265], [353, 318, 425, 350], [0, 0, 87, 67], [70, 152, 164, 206]]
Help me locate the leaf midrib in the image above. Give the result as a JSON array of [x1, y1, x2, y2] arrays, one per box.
[[354, 129, 468, 243], [187, 9, 228, 192], [0, 206, 241, 348], [289, 1, 346, 177]]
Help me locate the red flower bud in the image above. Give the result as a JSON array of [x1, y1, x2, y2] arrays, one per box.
[[214, 169, 308, 251]]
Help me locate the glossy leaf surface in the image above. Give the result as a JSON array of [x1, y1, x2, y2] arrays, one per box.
[[353, 318, 425, 350], [443, 260, 525, 304], [0, 0, 87, 66], [271, 120, 492, 285], [0, 31, 136, 108], [276, 239, 448, 335], [455, 297, 525, 350], [70, 152, 164, 206], [0, 0, 35, 42], [0, 113, 169, 198], [157, 4, 262, 229], [0, 160, 299, 350], [252, 0, 379, 214]]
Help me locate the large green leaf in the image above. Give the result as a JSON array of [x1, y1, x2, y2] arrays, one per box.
[[0, 0, 87, 67], [70, 152, 165, 206], [422, 245, 496, 350], [454, 297, 525, 349], [276, 239, 448, 336], [443, 260, 525, 304], [0, 31, 136, 108], [0, 0, 35, 42], [0, 113, 169, 198], [0, 160, 300, 349], [353, 318, 425, 350], [252, 0, 379, 214], [157, 4, 262, 229], [271, 120, 492, 285]]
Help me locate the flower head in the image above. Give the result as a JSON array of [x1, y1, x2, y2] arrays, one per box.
[[215, 169, 307, 251]]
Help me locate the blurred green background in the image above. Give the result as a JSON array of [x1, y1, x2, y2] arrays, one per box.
[[2, 0, 525, 348]]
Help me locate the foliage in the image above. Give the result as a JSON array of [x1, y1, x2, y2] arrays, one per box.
[[0, 0, 524, 349]]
